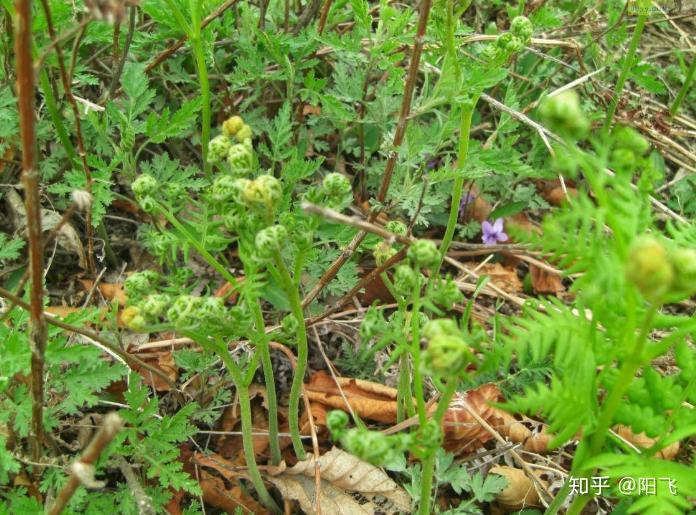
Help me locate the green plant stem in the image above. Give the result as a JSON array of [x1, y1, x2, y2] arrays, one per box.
[[565, 302, 659, 515], [191, 35, 211, 176], [603, 12, 648, 134], [410, 278, 427, 426], [669, 56, 696, 118], [272, 252, 308, 459], [251, 300, 281, 465], [154, 201, 239, 291], [39, 71, 76, 160], [418, 377, 458, 515], [216, 347, 280, 514], [432, 101, 475, 279]]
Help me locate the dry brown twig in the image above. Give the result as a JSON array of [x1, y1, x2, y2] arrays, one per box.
[[47, 413, 124, 515], [14, 0, 48, 466]]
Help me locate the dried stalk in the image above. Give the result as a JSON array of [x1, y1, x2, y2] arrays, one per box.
[[317, 0, 333, 34], [47, 413, 124, 515], [301, 0, 433, 308], [14, 0, 48, 465], [39, 0, 96, 274]]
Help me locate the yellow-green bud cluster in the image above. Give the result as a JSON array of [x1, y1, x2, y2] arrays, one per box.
[[132, 174, 160, 212], [407, 239, 439, 268], [208, 115, 255, 172], [132, 174, 158, 198], [255, 225, 288, 260], [359, 307, 387, 341], [138, 293, 172, 319], [539, 91, 589, 140], [385, 220, 408, 236], [322, 173, 351, 198], [121, 306, 146, 331], [373, 242, 397, 267], [124, 270, 160, 301], [481, 16, 533, 65], [207, 135, 232, 164], [166, 295, 227, 328], [421, 318, 472, 377], [393, 264, 419, 296], [327, 410, 412, 466], [243, 174, 282, 208], [626, 235, 696, 302]]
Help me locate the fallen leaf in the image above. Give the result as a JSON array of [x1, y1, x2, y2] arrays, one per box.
[[439, 384, 505, 453], [266, 447, 411, 515], [306, 370, 399, 423], [464, 263, 522, 294], [80, 279, 127, 304], [490, 466, 546, 511], [614, 425, 680, 460], [130, 351, 178, 391], [529, 264, 565, 295], [6, 189, 87, 269], [45, 306, 83, 318], [184, 448, 269, 515]]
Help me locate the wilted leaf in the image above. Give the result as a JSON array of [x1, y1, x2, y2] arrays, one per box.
[[306, 371, 399, 423], [130, 351, 178, 391], [6, 189, 86, 269], [473, 263, 522, 293], [529, 264, 565, 295], [614, 425, 680, 460], [266, 447, 411, 514], [489, 466, 546, 511], [80, 279, 127, 304], [438, 384, 505, 453]]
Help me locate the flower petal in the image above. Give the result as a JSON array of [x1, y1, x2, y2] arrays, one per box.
[[481, 220, 493, 235], [497, 231, 509, 243], [493, 218, 504, 232]]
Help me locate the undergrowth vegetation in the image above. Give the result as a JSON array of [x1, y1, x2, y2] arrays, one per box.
[[0, 0, 694, 514]]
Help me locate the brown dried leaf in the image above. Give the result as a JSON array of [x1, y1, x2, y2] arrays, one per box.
[[266, 447, 411, 515], [438, 384, 505, 453], [306, 371, 399, 423], [191, 451, 270, 514], [476, 263, 523, 293], [490, 466, 546, 511], [614, 425, 680, 460], [80, 279, 127, 304], [130, 351, 178, 391], [529, 265, 565, 295]]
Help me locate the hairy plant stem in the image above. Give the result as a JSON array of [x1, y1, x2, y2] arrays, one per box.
[[409, 278, 427, 426], [215, 345, 280, 514], [250, 299, 281, 465], [603, 12, 648, 134], [432, 101, 475, 280], [163, 0, 210, 175], [669, 56, 695, 118], [564, 302, 659, 515], [272, 252, 308, 459], [418, 377, 458, 515]]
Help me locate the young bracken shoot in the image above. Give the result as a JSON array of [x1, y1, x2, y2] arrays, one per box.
[[0, 0, 694, 514]]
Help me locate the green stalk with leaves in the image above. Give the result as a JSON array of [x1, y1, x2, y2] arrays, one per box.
[[603, 1, 649, 134], [163, 0, 211, 174]]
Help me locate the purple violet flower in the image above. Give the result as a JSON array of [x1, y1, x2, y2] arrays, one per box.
[[481, 218, 508, 245]]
